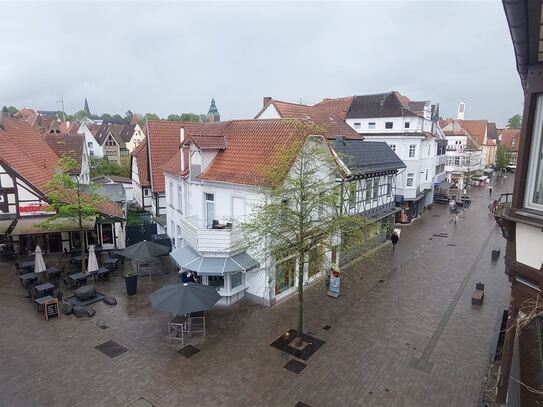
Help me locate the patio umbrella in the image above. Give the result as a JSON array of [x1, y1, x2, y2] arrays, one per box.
[[34, 245, 46, 275], [117, 240, 170, 261], [149, 282, 221, 315], [87, 245, 99, 275]]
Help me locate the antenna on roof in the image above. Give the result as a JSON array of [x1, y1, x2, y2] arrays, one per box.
[[56, 96, 66, 122]]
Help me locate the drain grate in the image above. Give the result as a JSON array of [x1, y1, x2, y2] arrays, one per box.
[[378, 279, 384, 283], [432, 233, 448, 238], [284, 359, 307, 374], [99, 324, 109, 330], [446, 243, 456, 247], [178, 345, 200, 358], [95, 340, 128, 358], [323, 325, 332, 331]]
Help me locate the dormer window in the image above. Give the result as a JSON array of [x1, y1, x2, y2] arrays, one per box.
[[404, 122, 410, 129], [354, 122, 361, 129], [385, 122, 393, 129]]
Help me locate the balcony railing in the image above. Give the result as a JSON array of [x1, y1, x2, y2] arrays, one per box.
[[180, 215, 241, 254]]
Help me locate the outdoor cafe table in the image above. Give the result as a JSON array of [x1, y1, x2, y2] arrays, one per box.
[[102, 258, 119, 272], [19, 261, 35, 273], [92, 267, 110, 281], [44, 267, 61, 282], [19, 272, 38, 288], [68, 272, 88, 287], [34, 282, 55, 298]]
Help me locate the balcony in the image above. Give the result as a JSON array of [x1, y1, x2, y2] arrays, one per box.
[[180, 215, 241, 254]]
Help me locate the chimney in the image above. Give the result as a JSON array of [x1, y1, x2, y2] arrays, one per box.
[[0, 111, 7, 129], [180, 127, 185, 172], [457, 101, 465, 120], [263, 97, 272, 108]]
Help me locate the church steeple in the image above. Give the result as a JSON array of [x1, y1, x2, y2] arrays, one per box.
[[83, 97, 91, 117], [207, 98, 220, 122]]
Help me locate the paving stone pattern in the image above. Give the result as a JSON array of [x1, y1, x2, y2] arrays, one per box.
[[0, 179, 513, 406]]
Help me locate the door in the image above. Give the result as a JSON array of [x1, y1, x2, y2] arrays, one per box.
[[231, 196, 245, 223], [205, 193, 215, 229]]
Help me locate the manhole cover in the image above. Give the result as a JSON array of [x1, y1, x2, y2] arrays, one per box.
[[178, 345, 200, 358], [95, 340, 128, 358], [284, 359, 307, 374], [323, 325, 332, 331]]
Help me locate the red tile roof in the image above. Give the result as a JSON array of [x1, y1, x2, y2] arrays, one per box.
[[146, 121, 204, 192], [131, 140, 150, 188], [255, 99, 362, 140], [198, 119, 321, 187], [500, 129, 521, 151], [58, 121, 81, 134], [460, 120, 487, 145], [313, 96, 354, 120], [0, 118, 59, 193], [160, 149, 190, 177], [43, 133, 84, 174]]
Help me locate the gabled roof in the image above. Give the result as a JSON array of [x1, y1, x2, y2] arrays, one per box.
[[14, 108, 37, 124], [146, 121, 204, 192], [118, 124, 136, 143], [58, 121, 81, 134], [487, 122, 498, 140], [94, 122, 111, 145], [43, 133, 84, 174], [255, 99, 362, 140], [0, 118, 59, 193], [313, 96, 354, 120], [500, 128, 521, 151], [460, 120, 487, 145], [346, 92, 418, 119], [332, 139, 406, 176], [197, 119, 320, 187], [92, 175, 132, 184], [131, 140, 150, 188], [160, 149, 190, 177]]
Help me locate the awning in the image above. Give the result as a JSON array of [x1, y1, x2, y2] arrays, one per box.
[[10, 216, 96, 236], [0, 219, 14, 235], [170, 245, 260, 276]]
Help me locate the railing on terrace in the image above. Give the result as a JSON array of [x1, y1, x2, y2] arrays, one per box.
[[494, 193, 513, 218], [180, 215, 241, 253]]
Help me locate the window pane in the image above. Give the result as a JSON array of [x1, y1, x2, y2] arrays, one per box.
[[275, 258, 295, 295], [528, 96, 543, 207], [231, 272, 243, 289]]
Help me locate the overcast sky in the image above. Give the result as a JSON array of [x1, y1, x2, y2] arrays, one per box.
[[1, 1, 522, 127]]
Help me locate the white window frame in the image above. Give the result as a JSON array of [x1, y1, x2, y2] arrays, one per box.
[[353, 122, 361, 129], [408, 144, 416, 158], [406, 173, 414, 187], [525, 94, 543, 211], [368, 122, 376, 129], [385, 122, 393, 129], [404, 122, 410, 129]]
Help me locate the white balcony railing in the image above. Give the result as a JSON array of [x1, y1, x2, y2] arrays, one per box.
[[180, 215, 241, 254]]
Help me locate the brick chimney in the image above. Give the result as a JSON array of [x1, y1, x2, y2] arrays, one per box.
[[263, 97, 272, 108]]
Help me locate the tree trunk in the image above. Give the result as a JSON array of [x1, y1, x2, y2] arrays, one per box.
[[79, 227, 85, 273], [296, 256, 305, 345]]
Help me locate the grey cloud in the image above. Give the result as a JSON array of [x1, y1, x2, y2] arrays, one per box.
[[0, 1, 523, 127]]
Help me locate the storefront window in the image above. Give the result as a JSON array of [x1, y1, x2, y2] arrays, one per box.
[[208, 275, 224, 289], [308, 245, 324, 278], [231, 272, 243, 289], [87, 228, 98, 246], [275, 257, 296, 295], [47, 233, 62, 252]]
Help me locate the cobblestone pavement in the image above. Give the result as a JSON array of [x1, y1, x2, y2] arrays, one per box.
[[0, 178, 514, 407]]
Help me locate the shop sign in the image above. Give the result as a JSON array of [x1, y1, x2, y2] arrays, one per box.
[[18, 204, 50, 216]]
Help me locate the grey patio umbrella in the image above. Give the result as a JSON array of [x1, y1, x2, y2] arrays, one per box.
[[117, 240, 170, 261], [149, 283, 221, 315]]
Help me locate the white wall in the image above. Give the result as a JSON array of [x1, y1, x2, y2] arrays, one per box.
[[79, 123, 103, 158], [257, 104, 281, 119], [516, 223, 543, 270], [346, 116, 425, 133]]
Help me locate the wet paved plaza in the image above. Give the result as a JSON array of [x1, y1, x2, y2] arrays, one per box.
[[0, 178, 513, 406]]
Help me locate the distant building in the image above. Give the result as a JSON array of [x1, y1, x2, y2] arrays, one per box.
[[83, 97, 91, 118], [207, 98, 220, 122], [43, 133, 90, 184], [498, 128, 521, 169]]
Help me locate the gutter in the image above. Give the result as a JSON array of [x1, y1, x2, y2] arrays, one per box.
[[503, 0, 530, 88]]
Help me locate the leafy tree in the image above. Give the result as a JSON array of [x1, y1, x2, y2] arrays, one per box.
[[241, 129, 368, 344], [73, 110, 88, 121], [495, 143, 511, 172], [38, 156, 104, 272], [142, 113, 160, 121], [124, 110, 134, 124], [90, 157, 130, 178], [507, 114, 522, 129], [7, 106, 18, 114], [167, 114, 183, 121], [1, 106, 9, 113], [110, 114, 124, 124], [100, 113, 112, 122]]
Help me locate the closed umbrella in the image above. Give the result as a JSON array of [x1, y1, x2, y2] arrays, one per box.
[[117, 240, 170, 262], [87, 245, 99, 275], [34, 245, 46, 275], [149, 282, 221, 315]]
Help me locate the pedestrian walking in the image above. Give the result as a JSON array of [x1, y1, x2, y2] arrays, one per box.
[[454, 214, 459, 224], [489, 186, 493, 197], [391, 231, 399, 249]]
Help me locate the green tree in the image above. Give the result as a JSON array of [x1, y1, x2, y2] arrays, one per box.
[[507, 114, 522, 129], [124, 110, 134, 124], [7, 106, 18, 114], [38, 156, 104, 272], [100, 113, 112, 122], [73, 110, 88, 121], [495, 143, 511, 172], [1, 106, 9, 113], [142, 113, 160, 121], [167, 114, 183, 121], [241, 129, 368, 343], [90, 157, 130, 178]]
